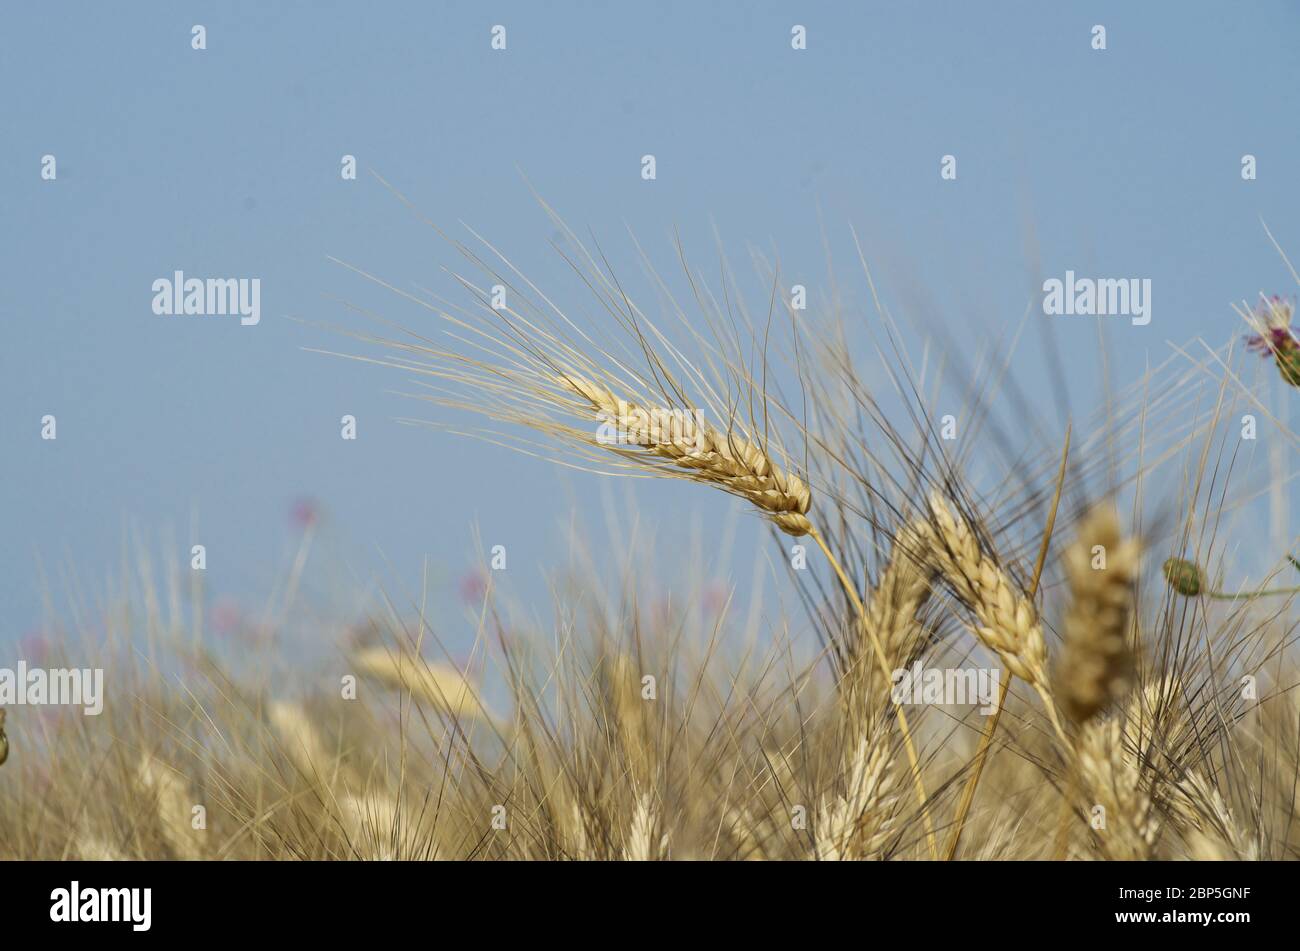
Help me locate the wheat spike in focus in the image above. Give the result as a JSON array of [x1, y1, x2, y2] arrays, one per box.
[[557, 373, 813, 537]]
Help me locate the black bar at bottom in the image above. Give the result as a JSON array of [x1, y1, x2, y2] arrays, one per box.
[[0, 859, 1279, 938]]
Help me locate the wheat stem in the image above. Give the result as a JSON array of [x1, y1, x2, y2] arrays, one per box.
[[1053, 792, 1072, 859], [1206, 584, 1300, 600], [942, 675, 1010, 861]]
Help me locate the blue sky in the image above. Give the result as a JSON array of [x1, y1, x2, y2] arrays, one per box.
[[2, 2, 1298, 645]]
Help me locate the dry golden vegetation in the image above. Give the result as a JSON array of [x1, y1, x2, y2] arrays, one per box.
[[3, 208, 1299, 861]]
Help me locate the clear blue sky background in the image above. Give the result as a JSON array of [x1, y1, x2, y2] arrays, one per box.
[[3, 2, 1298, 645]]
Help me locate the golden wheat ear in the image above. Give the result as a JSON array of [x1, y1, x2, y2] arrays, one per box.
[[352, 647, 496, 722], [136, 756, 204, 860], [1056, 505, 1139, 724], [268, 700, 335, 781], [919, 493, 1053, 696], [814, 731, 898, 861], [1074, 716, 1160, 859], [555, 373, 813, 536]]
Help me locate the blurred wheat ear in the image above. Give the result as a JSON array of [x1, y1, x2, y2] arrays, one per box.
[[353, 647, 496, 724], [1057, 504, 1139, 724]]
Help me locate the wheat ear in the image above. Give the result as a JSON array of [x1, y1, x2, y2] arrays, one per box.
[[1057, 504, 1139, 723], [73, 825, 129, 861], [565, 800, 595, 860], [920, 492, 1065, 741], [610, 654, 655, 791], [136, 755, 204, 860], [268, 701, 336, 783], [814, 732, 898, 860], [858, 523, 936, 708], [338, 791, 416, 861], [353, 647, 494, 723], [557, 374, 812, 536], [1075, 716, 1159, 859], [1169, 769, 1257, 860], [1072, 678, 1188, 859], [623, 791, 669, 860]]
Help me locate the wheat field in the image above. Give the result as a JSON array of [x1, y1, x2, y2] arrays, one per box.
[[2, 214, 1298, 862]]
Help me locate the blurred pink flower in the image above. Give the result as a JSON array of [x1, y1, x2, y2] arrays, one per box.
[[1244, 295, 1300, 387], [702, 582, 730, 617], [19, 631, 50, 665], [458, 570, 488, 605], [290, 496, 320, 529], [243, 622, 277, 648], [1244, 295, 1297, 356], [211, 597, 243, 636]]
